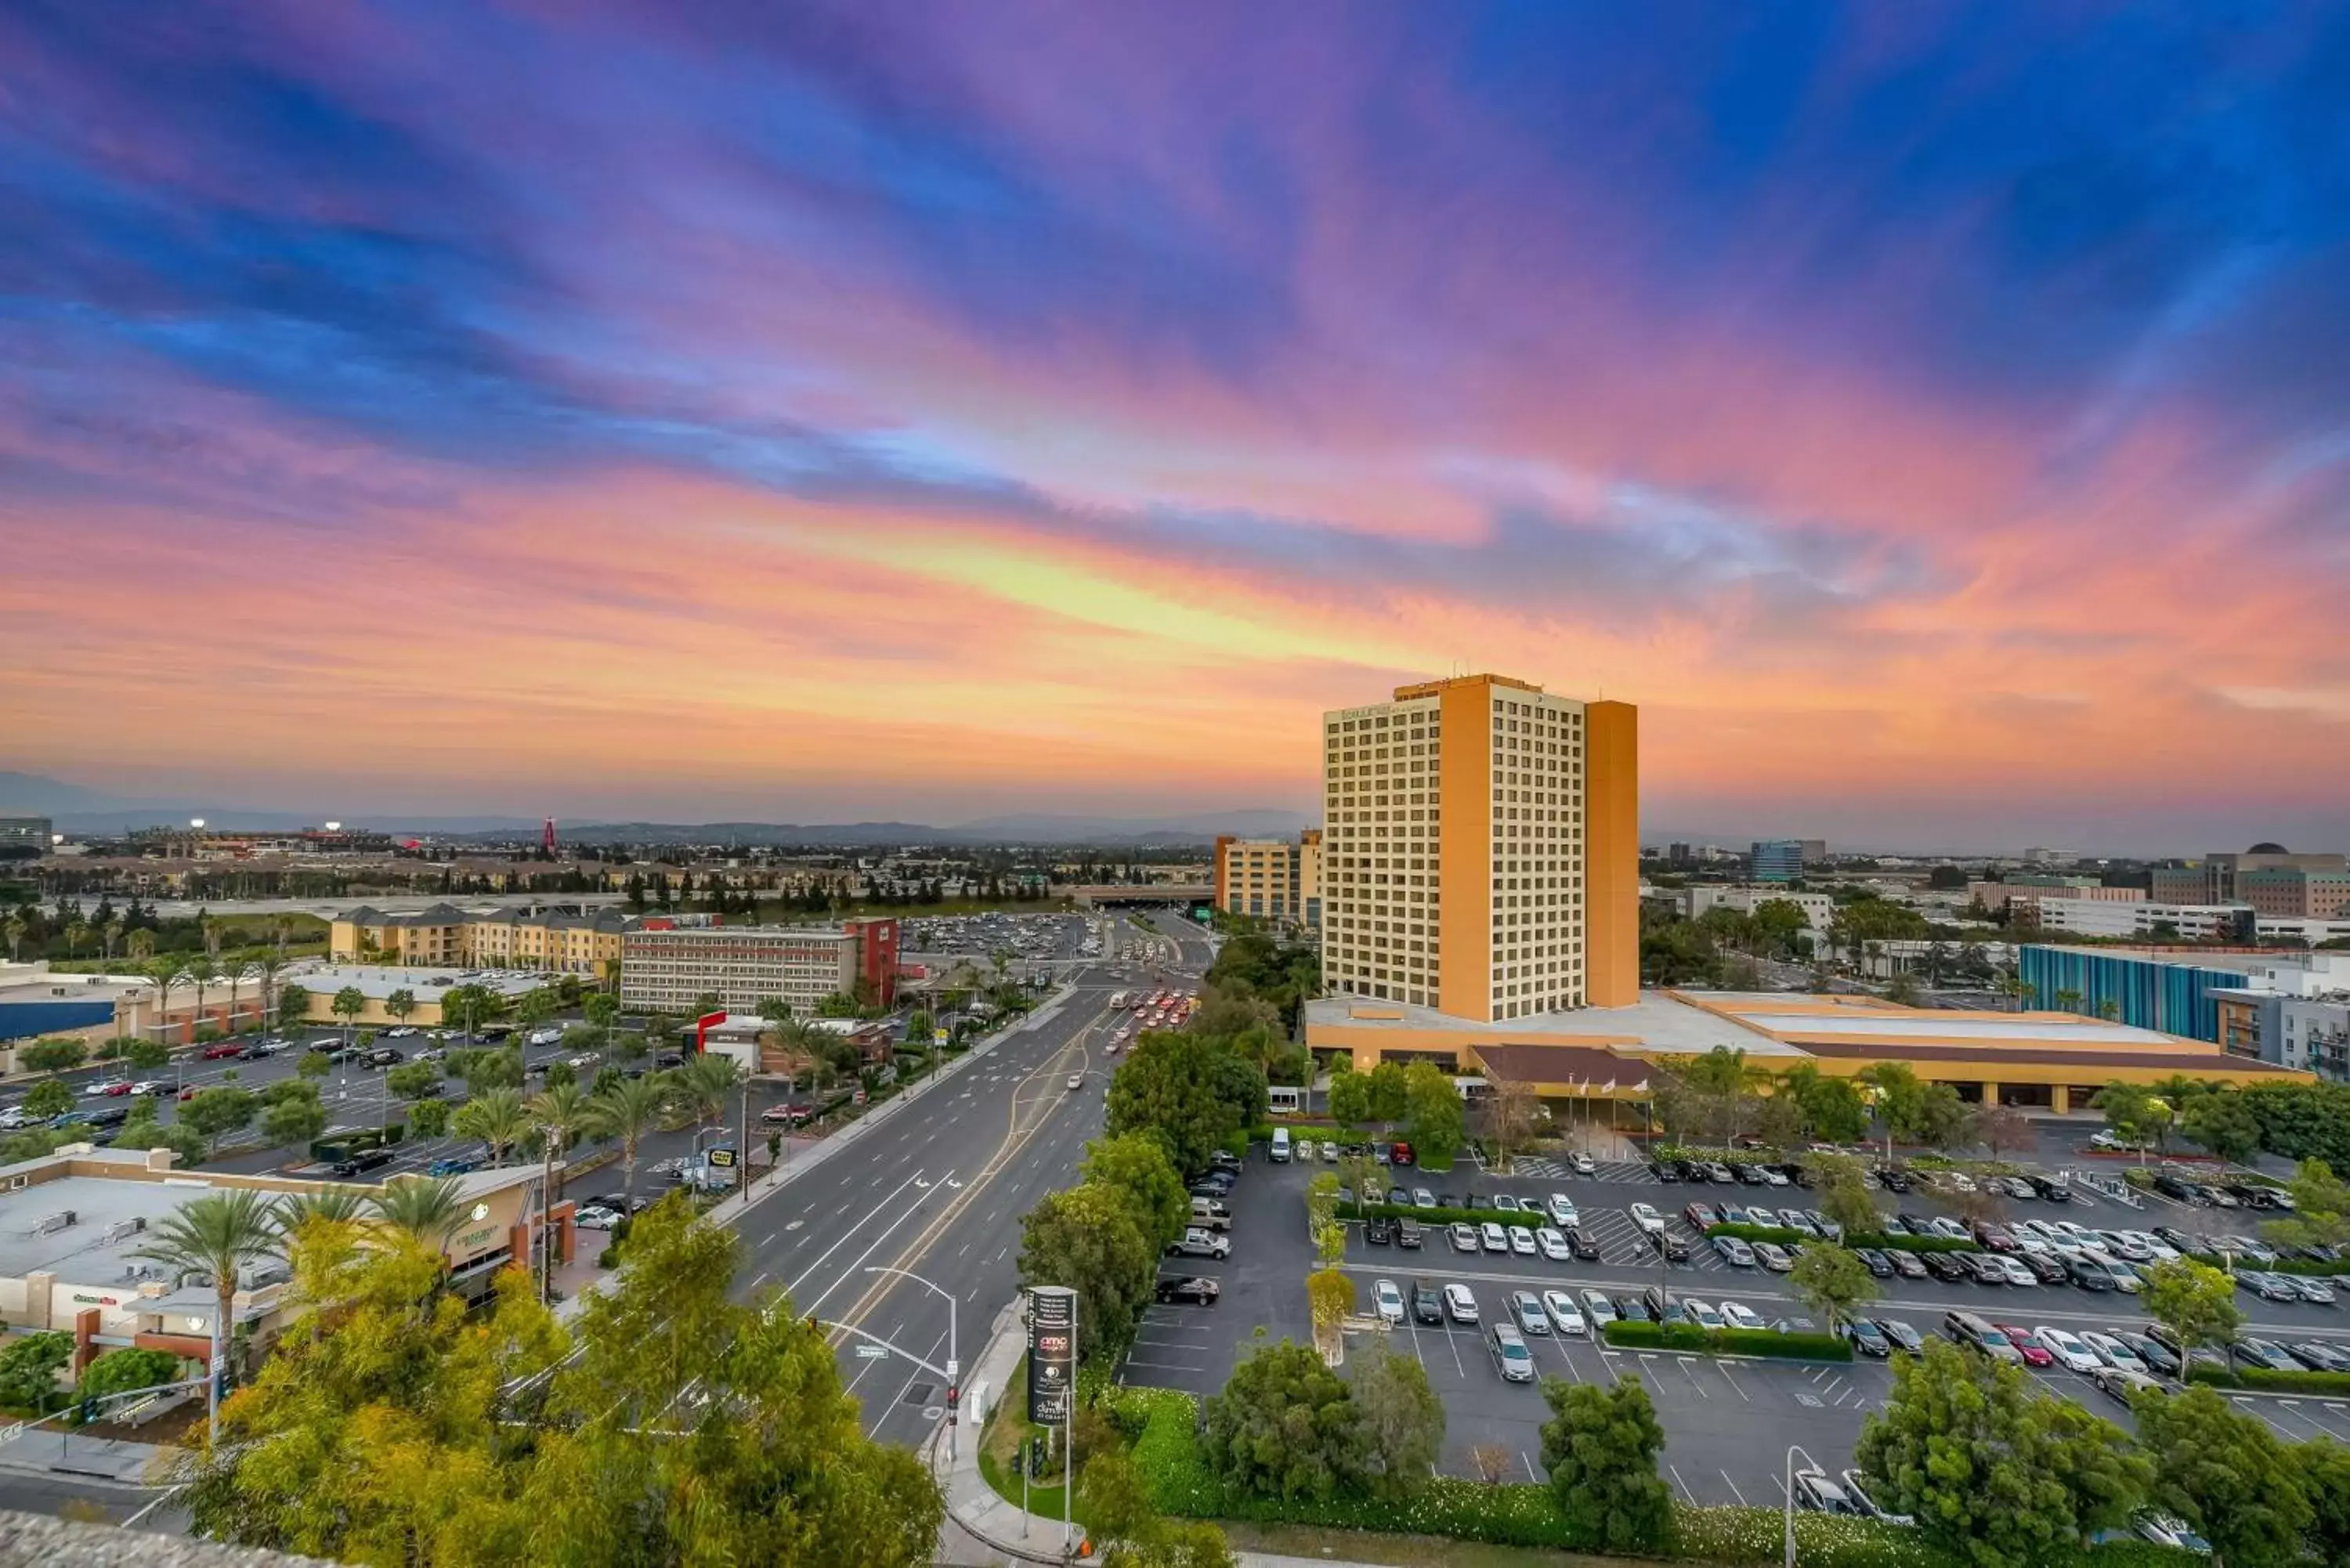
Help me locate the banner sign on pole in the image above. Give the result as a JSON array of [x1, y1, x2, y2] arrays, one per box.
[[1027, 1286, 1076, 1425]]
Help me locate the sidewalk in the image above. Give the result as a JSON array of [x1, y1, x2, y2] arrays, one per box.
[[928, 1299, 1083, 1566], [0, 1431, 172, 1487]]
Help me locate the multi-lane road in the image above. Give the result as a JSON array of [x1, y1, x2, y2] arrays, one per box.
[[725, 969, 1135, 1444]]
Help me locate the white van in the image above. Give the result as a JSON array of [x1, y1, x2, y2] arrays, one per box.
[[1270, 1128, 1292, 1163]]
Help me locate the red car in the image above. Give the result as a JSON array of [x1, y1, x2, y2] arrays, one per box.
[[99, 1081, 135, 1097], [200, 1042, 244, 1060], [1388, 1141, 1415, 1166], [179, 1085, 201, 1102], [1996, 1324, 2054, 1367]]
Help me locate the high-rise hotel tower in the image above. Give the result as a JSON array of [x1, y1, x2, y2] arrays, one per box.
[[1319, 674, 1637, 1021]]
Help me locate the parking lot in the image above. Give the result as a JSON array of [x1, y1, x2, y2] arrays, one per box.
[[1119, 1141, 2350, 1507], [901, 912, 1099, 961]]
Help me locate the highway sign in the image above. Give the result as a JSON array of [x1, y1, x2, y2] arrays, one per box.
[[855, 1344, 889, 1360]]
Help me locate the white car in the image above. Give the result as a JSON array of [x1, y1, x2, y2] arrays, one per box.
[[1480, 1222, 1509, 1252], [1494, 1194, 1525, 1212], [2037, 1326, 2102, 1373], [1746, 1206, 1781, 1229], [1374, 1279, 1405, 1326], [1579, 1288, 1618, 1326], [1508, 1225, 1538, 1256], [1547, 1194, 1580, 1227], [573, 1205, 623, 1230], [1629, 1203, 1665, 1235], [1719, 1301, 1766, 1332], [1994, 1255, 2037, 1287], [1570, 1152, 1597, 1175], [128, 1080, 166, 1097], [2079, 1331, 2142, 1371], [1685, 1299, 1725, 1331], [1543, 1289, 1587, 1335], [1535, 1227, 1572, 1262], [1759, 1166, 1789, 1187]]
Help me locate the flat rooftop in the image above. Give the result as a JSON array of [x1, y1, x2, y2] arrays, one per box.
[[1303, 992, 1802, 1057], [290, 962, 549, 999], [0, 1169, 270, 1289]]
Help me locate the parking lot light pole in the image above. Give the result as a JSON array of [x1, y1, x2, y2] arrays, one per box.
[[864, 1266, 957, 1460], [1784, 1443, 1819, 1568]]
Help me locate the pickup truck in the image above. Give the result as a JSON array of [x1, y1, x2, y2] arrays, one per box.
[[1165, 1227, 1231, 1260]]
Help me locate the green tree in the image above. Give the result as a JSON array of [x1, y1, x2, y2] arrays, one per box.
[[371, 1176, 468, 1248], [1365, 1060, 1408, 1122], [75, 1347, 186, 1414], [126, 1037, 172, 1071], [1326, 1071, 1371, 1127], [1859, 1060, 1925, 1159], [23, 1078, 74, 1121], [385, 1062, 441, 1102], [132, 1188, 284, 1427], [1202, 1339, 1366, 1502], [20, 1037, 88, 1076], [2137, 1383, 2311, 1568], [1018, 1183, 1155, 1363], [2301, 1439, 2350, 1568], [585, 1075, 668, 1207], [2142, 1258, 2242, 1368], [180, 1086, 258, 1155], [2093, 1082, 2173, 1154], [2271, 1158, 2350, 1253], [667, 1052, 743, 1149], [330, 986, 367, 1043], [383, 989, 417, 1031], [261, 1095, 330, 1151], [1859, 1339, 2149, 1568], [583, 992, 621, 1039], [1538, 1376, 1673, 1553], [1353, 1346, 1444, 1494], [275, 982, 312, 1032], [1401, 1061, 1464, 1171], [2181, 1091, 2262, 1165], [1790, 1244, 1882, 1332], [1107, 1031, 1242, 1175], [526, 1080, 596, 1201], [295, 1050, 331, 1082], [453, 1087, 532, 1165], [1080, 1131, 1189, 1250], [408, 1098, 451, 1140], [0, 1331, 72, 1411], [1810, 1153, 1881, 1239]]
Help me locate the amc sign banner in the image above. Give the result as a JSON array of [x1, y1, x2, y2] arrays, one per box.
[[1026, 1286, 1076, 1425]]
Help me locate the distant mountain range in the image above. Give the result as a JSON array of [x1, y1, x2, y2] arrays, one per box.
[[0, 771, 1311, 847]]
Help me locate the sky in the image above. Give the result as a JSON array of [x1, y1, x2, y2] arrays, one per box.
[[4, 2, 2348, 852]]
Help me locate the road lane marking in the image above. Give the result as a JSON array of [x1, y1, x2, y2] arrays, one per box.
[[779, 1170, 931, 1302]]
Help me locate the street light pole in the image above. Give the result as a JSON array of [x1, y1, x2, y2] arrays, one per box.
[[1784, 1443, 1818, 1568], [863, 1266, 959, 1459]]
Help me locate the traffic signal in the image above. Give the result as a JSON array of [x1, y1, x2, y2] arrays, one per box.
[[1010, 1447, 1024, 1479], [79, 1396, 97, 1426], [946, 1384, 960, 1411]]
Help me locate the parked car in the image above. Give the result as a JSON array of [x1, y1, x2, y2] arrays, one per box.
[[1488, 1323, 1536, 1382], [1875, 1317, 1925, 1354], [1713, 1235, 1756, 1268], [1444, 1284, 1479, 1324], [1719, 1300, 1766, 1332], [1853, 1248, 1895, 1279], [2036, 1326, 2102, 1373], [1535, 1227, 1571, 1262], [1542, 1289, 1587, 1335], [573, 1205, 623, 1230], [1411, 1279, 1445, 1325], [1396, 1218, 1425, 1249], [1375, 1280, 1407, 1326], [1579, 1288, 1618, 1326], [1513, 1291, 1550, 1335], [1629, 1203, 1665, 1234], [1755, 1241, 1794, 1273], [1564, 1227, 1600, 1259], [1365, 1217, 1397, 1246], [1889, 1250, 1929, 1280], [1844, 1318, 1893, 1357], [1450, 1223, 1480, 1252], [2094, 1365, 2165, 1404], [2234, 1337, 2304, 1373], [1685, 1202, 1721, 1230], [1994, 1324, 2053, 1367], [1480, 1222, 1509, 1253], [1547, 1194, 1580, 1227], [1165, 1228, 1231, 1260], [1508, 1225, 1538, 1256]]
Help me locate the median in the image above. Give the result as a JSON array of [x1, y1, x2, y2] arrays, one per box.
[[1602, 1319, 1852, 1361]]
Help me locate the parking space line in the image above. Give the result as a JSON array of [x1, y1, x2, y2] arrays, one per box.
[[1668, 1462, 1697, 1503], [1677, 1357, 1711, 1399], [1720, 1469, 1749, 1505], [1717, 1362, 1751, 1402]]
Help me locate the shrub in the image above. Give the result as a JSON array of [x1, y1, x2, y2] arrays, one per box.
[[1705, 1222, 1974, 1255], [1603, 1320, 1853, 1361], [2186, 1364, 2350, 1395], [1343, 1200, 1546, 1231]]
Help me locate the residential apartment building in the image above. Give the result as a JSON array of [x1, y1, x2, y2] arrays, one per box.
[[619, 917, 898, 1014], [331, 905, 630, 978], [1319, 672, 1636, 1021], [1749, 840, 1804, 883], [2240, 866, 2350, 919], [1212, 831, 1322, 927]]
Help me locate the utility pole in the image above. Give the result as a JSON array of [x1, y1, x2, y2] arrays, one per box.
[[737, 1071, 752, 1195]]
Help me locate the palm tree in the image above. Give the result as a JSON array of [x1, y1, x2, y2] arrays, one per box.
[[126, 928, 155, 962], [585, 1075, 667, 1208], [146, 956, 186, 1048], [273, 1190, 366, 1335], [223, 961, 258, 1038], [669, 1052, 744, 1153], [186, 955, 220, 1038], [252, 954, 288, 1038], [453, 1087, 532, 1166], [370, 1176, 467, 1248], [2, 916, 26, 962], [132, 1188, 284, 1447], [525, 1081, 595, 1204], [102, 920, 125, 964], [65, 920, 89, 962], [275, 1187, 367, 1233]]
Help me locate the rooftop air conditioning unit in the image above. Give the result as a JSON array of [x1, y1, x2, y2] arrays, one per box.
[[32, 1211, 77, 1235], [103, 1217, 146, 1245]]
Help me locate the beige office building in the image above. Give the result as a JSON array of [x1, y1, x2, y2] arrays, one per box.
[[1320, 673, 1637, 1023]]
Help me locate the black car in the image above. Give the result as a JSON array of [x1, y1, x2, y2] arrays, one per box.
[[2154, 1225, 2199, 1252], [1853, 1248, 1895, 1279], [2066, 1256, 2115, 1291], [1155, 1276, 1220, 1306], [2153, 1172, 2201, 1202], [1366, 1217, 1397, 1246], [1209, 1151, 1243, 1173], [1653, 1162, 1679, 1183], [656, 1052, 685, 1069], [1464, 1191, 1486, 1210], [364, 1047, 405, 1068], [1396, 1219, 1424, 1249], [1614, 1295, 1653, 1324], [331, 1149, 396, 1179], [2021, 1253, 2070, 1284], [1734, 1164, 1766, 1186], [1845, 1318, 1893, 1357], [2119, 1332, 2180, 1376], [1649, 1230, 1692, 1263], [1411, 1278, 1445, 1325], [1564, 1227, 1601, 1260], [1877, 1168, 1913, 1193], [2027, 1173, 2073, 1202], [1875, 1317, 1926, 1354], [1921, 1250, 1968, 1282], [1678, 1160, 1708, 1183]]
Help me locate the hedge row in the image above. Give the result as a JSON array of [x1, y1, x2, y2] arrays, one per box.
[[1112, 1382, 2183, 1568], [1604, 1319, 1853, 1361], [1704, 1221, 1976, 1256], [2187, 1364, 2350, 1395], [2182, 1251, 2350, 1278], [1341, 1200, 1537, 1233]]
